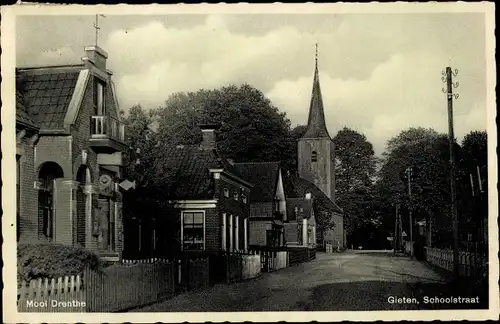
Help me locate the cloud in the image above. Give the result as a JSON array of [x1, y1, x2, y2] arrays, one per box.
[[18, 46, 78, 67], [268, 48, 486, 155], [16, 13, 488, 155]]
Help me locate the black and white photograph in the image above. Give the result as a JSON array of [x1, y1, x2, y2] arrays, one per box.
[[1, 2, 497, 322]]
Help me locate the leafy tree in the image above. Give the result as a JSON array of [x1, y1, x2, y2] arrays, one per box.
[[377, 128, 452, 246], [121, 105, 186, 257], [332, 127, 378, 238], [152, 84, 297, 170], [457, 130, 488, 244]]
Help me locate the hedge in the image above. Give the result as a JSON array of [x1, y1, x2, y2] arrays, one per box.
[[17, 243, 102, 281]]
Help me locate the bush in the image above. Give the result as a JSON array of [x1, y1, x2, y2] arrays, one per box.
[[17, 244, 103, 281]]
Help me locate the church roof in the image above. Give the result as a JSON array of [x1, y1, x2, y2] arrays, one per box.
[[301, 55, 331, 139]]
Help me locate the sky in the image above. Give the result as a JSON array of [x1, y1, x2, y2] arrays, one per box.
[[16, 12, 488, 155]]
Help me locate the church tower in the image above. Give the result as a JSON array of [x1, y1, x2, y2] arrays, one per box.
[[297, 45, 336, 201]]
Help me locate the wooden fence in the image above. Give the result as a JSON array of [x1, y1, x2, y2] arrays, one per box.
[[178, 257, 210, 291], [18, 275, 85, 312], [18, 260, 176, 313], [248, 250, 289, 272], [84, 261, 176, 312], [424, 247, 487, 277]]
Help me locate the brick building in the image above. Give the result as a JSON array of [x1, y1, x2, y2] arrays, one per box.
[[285, 196, 317, 248], [233, 162, 287, 247], [16, 45, 128, 260], [16, 81, 40, 243], [124, 124, 253, 256]]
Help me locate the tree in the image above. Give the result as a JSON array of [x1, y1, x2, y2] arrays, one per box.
[[376, 127, 457, 248], [121, 105, 186, 257], [457, 130, 488, 243], [332, 127, 378, 238], [152, 84, 297, 170]]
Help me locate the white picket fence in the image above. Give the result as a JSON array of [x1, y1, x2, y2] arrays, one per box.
[[122, 257, 172, 265], [424, 247, 487, 277], [241, 255, 261, 279], [18, 275, 86, 312]]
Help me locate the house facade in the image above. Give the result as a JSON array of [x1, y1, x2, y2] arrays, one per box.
[[16, 83, 40, 243], [285, 196, 316, 248], [125, 124, 253, 256], [16, 45, 128, 260], [233, 162, 287, 247]]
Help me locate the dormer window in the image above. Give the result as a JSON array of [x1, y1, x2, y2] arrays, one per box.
[[223, 188, 229, 197], [233, 191, 239, 201], [311, 151, 318, 162], [94, 78, 106, 116], [242, 194, 247, 204]]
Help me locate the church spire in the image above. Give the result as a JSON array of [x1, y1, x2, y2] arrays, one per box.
[[302, 43, 331, 139]]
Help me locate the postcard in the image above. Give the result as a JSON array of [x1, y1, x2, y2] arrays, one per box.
[[1, 2, 497, 322]]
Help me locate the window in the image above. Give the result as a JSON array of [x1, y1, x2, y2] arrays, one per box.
[[311, 151, 318, 162], [266, 229, 282, 247], [223, 188, 229, 197], [233, 191, 239, 201], [242, 194, 247, 204], [39, 182, 54, 239], [93, 79, 106, 116], [182, 211, 205, 250], [38, 162, 63, 241]]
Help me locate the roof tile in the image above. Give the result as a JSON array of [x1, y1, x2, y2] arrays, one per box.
[[283, 174, 343, 214], [158, 145, 250, 200], [18, 67, 81, 129], [233, 162, 279, 202]]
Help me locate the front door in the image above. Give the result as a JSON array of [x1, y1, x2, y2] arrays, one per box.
[[98, 198, 110, 251]]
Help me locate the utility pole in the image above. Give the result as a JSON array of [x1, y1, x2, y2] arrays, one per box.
[[406, 167, 414, 258], [442, 67, 460, 278], [394, 204, 398, 255]]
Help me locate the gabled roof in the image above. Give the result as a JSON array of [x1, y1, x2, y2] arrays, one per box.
[[233, 161, 280, 202], [16, 89, 39, 130], [160, 145, 252, 200], [283, 174, 343, 214], [286, 197, 314, 221], [17, 66, 83, 130], [302, 57, 331, 139]]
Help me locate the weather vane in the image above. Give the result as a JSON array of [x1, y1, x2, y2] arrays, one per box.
[[93, 14, 106, 46]]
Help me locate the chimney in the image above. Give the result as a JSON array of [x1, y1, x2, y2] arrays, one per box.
[[305, 192, 312, 200], [199, 123, 219, 149], [82, 45, 108, 71]]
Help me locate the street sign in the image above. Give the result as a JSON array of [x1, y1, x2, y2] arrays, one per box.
[[119, 179, 136, 191]]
